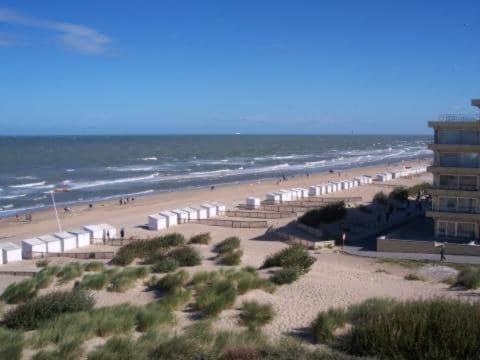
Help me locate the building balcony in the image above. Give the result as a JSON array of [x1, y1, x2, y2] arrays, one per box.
[[429, 114, 480, 129], [428, 166, 480, 175], [426, 210, 480, 221], [428, 144, 480, 152]]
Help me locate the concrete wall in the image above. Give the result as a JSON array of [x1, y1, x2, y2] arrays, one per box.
[[377, 237, 480, 256]]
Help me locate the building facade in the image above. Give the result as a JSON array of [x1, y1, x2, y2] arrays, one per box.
[[426, 99, 480, 241]]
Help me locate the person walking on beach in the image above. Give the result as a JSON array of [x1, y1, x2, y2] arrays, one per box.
[[440, 245, 446, 262], [120, 228, 125, 245]]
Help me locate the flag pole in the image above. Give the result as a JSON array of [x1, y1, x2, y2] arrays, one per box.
[[50, 190, 62, 232]]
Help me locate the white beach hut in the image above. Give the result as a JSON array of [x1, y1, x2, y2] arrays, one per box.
[[291, 188, 302, 200], [296, 188, 309, 198], [362, 175, 372, 184], [160, 211, 178, 227], [181, 207, 198, 221], [0, 242, 22, 264], [376, 173, 387, 182], [22, 238, 47, 259], [192, 207, 208, 219], [246, 197, 261, 209], [266, 192, 281, 204], [53, 232, 77, 252], [329, 182, 338, 192], [148, 214, 167, 230], [319, 184, 327, 194], [308, 186, 321, 197], [171, 209, 189, 224], [38, 235, 62, 253], [348, 180, 355, 188], [68, 229, 91, 248], [84, 224, 105, 242], [201, 203, 217, 218], [340, 181, 349, 190], [325, 184, 333, 193], [353, 178, 362, 187], [210, 202, 226, 214], [99, 224, 117, 240]]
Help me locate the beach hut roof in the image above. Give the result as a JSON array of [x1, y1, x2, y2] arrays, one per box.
[[22, 238, 45, 246], [38, 235, 60, 243], [0, 242, 20, 251], [54, 231, 76, 240], [69, 229, 90, 235]]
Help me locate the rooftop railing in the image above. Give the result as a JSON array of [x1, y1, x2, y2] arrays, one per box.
[[436, 114, 480, 122]]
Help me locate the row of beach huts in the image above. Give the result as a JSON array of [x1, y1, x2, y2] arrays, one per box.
[[148, 202, 226, 230], [245, 166, 427, 208], [0, 223, 118, 265]]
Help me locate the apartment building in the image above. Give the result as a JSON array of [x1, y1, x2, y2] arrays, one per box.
[[426, 99, 480, 241]]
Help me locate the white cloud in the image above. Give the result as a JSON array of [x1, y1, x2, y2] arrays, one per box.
[[0, 7, 112, 54]]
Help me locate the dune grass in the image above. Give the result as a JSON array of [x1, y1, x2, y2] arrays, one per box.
[[3, 289, 94, 330], [150, 270, 190, 293], [80, 272, 109, 290], [194, 279, 237, 317], [404, 273, 423, 281], [0, 328, 24, 360], [32, 338, 83, 360], [56, 262, 84, 284], [189, 232, 212, 245], [270, 267, 300, 285], [310, 308, 347, 343], [239, 301, 275, 330], [214, 237, 241, 254], [455, 266, 480, 289], [262, 245, 315, 274], [1, 278, 38, 304], [168, 246, 202, 266], [151, 257, 179, 273], [217, 249, 243, 266], [83, 261, 105, 272], [107, 266, 149, 292]]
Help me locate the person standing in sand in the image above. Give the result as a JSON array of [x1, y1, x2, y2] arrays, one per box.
[[440, 245, 446, 262]]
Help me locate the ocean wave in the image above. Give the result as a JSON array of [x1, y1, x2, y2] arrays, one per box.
[[0, 194, 27, 200], [107, 166, 155, 172], [1, 204, 13, 210], [10, 181, 46, 188], [69, 173, 161, 190], [66, 169, 75, 172], [140, 157, 158, 161], [15, 176, 37, 180]]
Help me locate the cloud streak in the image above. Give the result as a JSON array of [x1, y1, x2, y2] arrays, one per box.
[[0, 7, 112, 54]]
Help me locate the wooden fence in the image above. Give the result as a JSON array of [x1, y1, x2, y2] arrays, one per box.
[[32, 251, 115, 259], [226, 210, 296, 219], [196, 218, 268, 228]]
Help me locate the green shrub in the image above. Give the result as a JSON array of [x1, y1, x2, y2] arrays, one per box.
[[194, 279, 237, 317], [88, 336, 137, 360], [0, 328, 24, 360], [36, 259, 50, 268], [240, 301, 275, 330], [270, 267, 300, 285], [344, 298, 480, 359], [34, 267, 59, 290], [92, 304, 138, 337], [310, 308, 347, 343], [168, 246, 201, 266], [373, 191, 388, 205], [57, 262, 84, 284], [1, 278, 38, 304], [135, 303, 173, 332], [151, 270, 189, 293], [218, 249, 243, 266], [159, 288, 192, 310], [262, 245, 315, 273], [388, 186, 409, 202], [214, 237, 241, 254], [111, 233, 186, 266], [404, 273, 423, 281], [455, 267, 480, 289], [108, 267, 149, 292], [83, 261, 105, 272], [3, 289, 94, 330], [190, 232, 212, 245], [32, 338, 83, 360], [298, 201, 346, 227], [81, 272, 110, 290], [151, 257, 179, 273], [407, 182, 432, 196]]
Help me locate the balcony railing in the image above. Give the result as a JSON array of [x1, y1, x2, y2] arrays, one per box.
[[434, 206, 479, 214], [437, 114, 480, 122]]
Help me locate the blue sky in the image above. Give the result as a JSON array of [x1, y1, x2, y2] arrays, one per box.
[[0, 1, 479, 135]]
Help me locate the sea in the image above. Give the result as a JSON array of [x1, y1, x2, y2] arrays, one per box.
[[0, 135, 432, 217]]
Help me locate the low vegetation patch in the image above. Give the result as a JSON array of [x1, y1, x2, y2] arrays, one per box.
[[189, 232, 212, 245], [262, 245, 315, 274], [311, 307, 347, 343], [217, 249, 243, 266], [150, 270, 190, 293], [455, 266, 480, 289], [83, 261, 105, 272], [151, 257, 179, 273], [373, 191, 388, 206], [298, 201, 346, 227], [111, 233, 186, 266], [0, 328, 24, 360], [270, 267, 300, 285], [214, 237, 241, 254], [407, 182, 432, 196], [168, 246, 201, 266], [239, 301, 275, 330], [1, 278, 38, 304], [388, 186, 409, 203], [3, 289, 94, 330], [404, 273, 423, 281], [35, 259, 50, 268], [107, 266, 149, 292], [57, 262, 84, 284], [194, 279, 237, 317]]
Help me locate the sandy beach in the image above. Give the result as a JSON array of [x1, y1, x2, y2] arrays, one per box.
[[2, 157, 462, 347]]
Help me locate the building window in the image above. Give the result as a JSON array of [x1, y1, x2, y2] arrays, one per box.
[[459, 176, 477, 191], [458, 198, 477, 213], [438, 197, 457, 212], [437, 130, 480, 145], [457, 222, 476, 240], [438, 153, 479, 168], [439, 175, 458, 189], [437, 221, 455, 237]]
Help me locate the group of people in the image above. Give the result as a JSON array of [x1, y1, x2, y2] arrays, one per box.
[[119, 197, 135, 205], [15, 213, 33, 223]]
